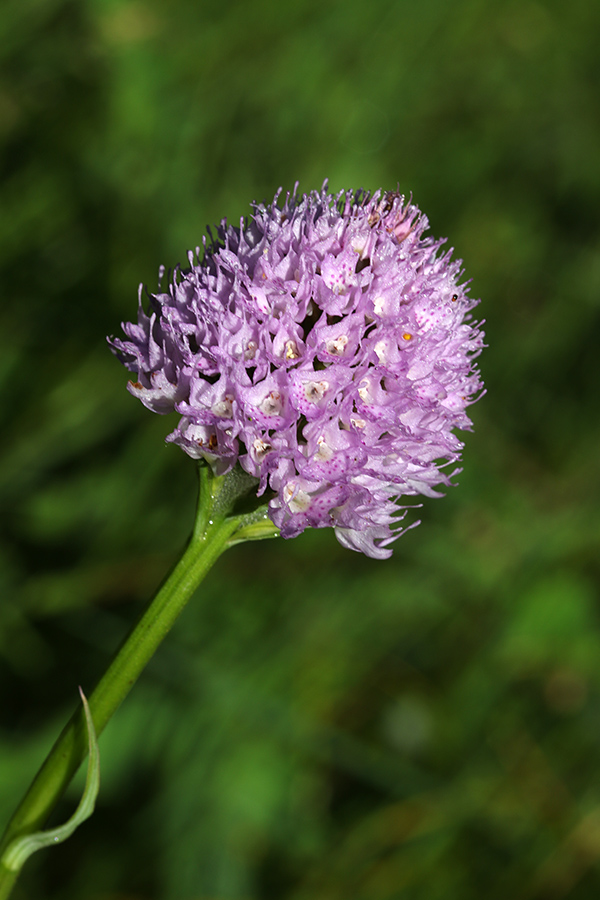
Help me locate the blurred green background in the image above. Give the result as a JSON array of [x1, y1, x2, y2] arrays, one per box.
[[1, 0, 599, 897]]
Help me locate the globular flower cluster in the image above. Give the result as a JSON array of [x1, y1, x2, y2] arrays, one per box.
[[109, 184, 484, 558]]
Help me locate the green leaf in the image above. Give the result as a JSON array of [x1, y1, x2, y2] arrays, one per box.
[[1, 689, 100, 873]]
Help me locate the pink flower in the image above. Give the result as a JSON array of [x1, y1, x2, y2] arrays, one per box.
[[109, 184, 484, 558]]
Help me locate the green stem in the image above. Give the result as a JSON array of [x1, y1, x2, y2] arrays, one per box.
[[0, 464, 276, 899]]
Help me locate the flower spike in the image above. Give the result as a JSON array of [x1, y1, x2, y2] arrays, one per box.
[[110, 185, 484, 558]]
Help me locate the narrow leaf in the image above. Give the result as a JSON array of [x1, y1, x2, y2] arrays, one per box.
[[2, 688, 100, 872]]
